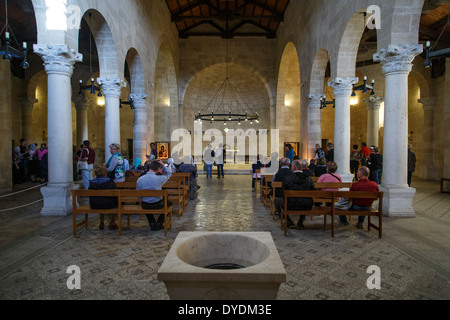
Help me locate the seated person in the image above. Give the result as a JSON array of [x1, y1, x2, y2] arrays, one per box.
[[177, 156, 199, 200], [317, 161, 342, 191], [300, 159, 314, 177], [251, 155, 264, 191], [278, 159, 315, 230], [89, 166, 118, 230], [271, 157, 292, 216], [338, 166, 379, 229], [314, 157, 328, 177], [137, 159, 173, 231]]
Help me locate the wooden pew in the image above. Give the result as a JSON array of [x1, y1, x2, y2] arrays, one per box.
[[332, 191, 383, 238], [118, 189, 173, 236], [162, 179, 184, 220], [269, 181, 283, 219], [72, 189, 119, 235], [260, 174, 273, 208]]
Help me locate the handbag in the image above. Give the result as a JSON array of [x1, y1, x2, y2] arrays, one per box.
[[335, 197, 352, 210], [77, 160, 88, 170]]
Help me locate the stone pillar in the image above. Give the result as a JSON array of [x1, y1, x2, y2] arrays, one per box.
[[418, 97, 436, 180], [20, 97, 38, 141], [307, 94, 323, 158], [72, 96, 91, 145], [363, 96, 384, 148], [373, 44, 422, 217], [269, 105, 276, 130], [131, 93, 148, 163], [34, 44, 82, 216], [97, 78, 126, 162], [328, 77, 357, 182]]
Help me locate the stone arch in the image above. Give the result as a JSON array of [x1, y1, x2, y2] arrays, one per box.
[[82, 9, 121, 79], [310, 48, 330, 95], [276, 42, 301, 156], [125, 48, 146, 94]]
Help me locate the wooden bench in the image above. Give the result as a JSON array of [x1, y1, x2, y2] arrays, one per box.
[[72, 189, 119, 235], [162, 179, 184, 219], [252, 169, 261, 193], [332, 191, 383, 238], [260, 174, 273, 208], [72, 189, 173, 236], [269, 181, 283, 219], [168, 175, 189, 207], [118, 189, 173, 236], [125, 175, 139, 182], [172, 172, 192, 201], [281, 190, 334, 236]]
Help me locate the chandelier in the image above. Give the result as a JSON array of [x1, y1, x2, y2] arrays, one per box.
[[0, 0, 29, 69], [194, 23, 259, 126]]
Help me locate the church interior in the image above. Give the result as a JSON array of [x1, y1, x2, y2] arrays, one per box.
[[0, 0, 449, 301]]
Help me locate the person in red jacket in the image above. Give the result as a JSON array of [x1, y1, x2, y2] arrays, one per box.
[[360, 142, 371, 167], [339, 166, 379, 229]]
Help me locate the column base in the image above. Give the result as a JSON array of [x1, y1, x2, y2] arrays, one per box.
[[40, 183, 74, 216], [339, 173, 354, 183], [379, 185, 416, 217]]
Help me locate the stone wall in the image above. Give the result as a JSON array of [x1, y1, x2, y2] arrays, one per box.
[[0, 60, 12, 193]]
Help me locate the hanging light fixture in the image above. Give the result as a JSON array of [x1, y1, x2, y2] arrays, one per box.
[[0, 0, 29, 69], [119, 96, 134, 110], [79, 13, 102, 97], [352, 76, 375, 96], [194, 10, 259, 126]]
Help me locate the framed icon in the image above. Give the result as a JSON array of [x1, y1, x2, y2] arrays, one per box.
[[156, 141, 170, 160]]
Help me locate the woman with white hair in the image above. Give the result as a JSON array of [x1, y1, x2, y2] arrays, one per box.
[[178, 155, 198, 200], [104, 143, 125, 182]]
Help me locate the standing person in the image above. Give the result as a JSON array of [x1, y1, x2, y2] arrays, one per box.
[[407, 144, 416, 187], [285, 144, 295, 164], [29, 144, 38, 182], [89, 166, 118, 230], [360, 142, 371, 167], [150, 142, 158, 160], [315, 144, 325, 160], [104, 143, 125, 183], [338, 166, 379, 229], [137, 159, 173, 231], [19, 139, 30, 180], [215, 143, 225, 179], [35, 143, 48, 183], [367, 146, 383, 185], [80, 140, 96, 190], [204, 144, 214, 178], [350, 144, 361, 181], [325, 143, 334, 162], [12, 146, 25, 184]]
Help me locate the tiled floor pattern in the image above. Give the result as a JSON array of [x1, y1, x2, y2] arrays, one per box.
[[0, 176, 449, 300]]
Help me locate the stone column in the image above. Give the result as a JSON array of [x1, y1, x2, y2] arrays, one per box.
[[131, 93, 148, 163], [97, 78, 126, 162], [20, 97, 38, 141], [72, 96, 91, 145], [363, 96, 384, 148], [307, 94, 323, 158], [34, 44, 82, 216], [373, 44, 422, 217], [328, 77, 357, 182], [418, 97, 436, 180], [269, 105, 276, 130]]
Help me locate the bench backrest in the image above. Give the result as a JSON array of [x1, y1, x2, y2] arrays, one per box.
[[115, 182, 137, 189], [125, 176, 139, 182], [333, 190, 383, 201], [314, 182, 353, 189], [73, 189, 119, 197], [284, 190, 334, 200]]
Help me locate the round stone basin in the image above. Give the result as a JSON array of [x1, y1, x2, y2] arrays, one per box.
[[157, 232, 287, 300], [176, 233, 271, 270]]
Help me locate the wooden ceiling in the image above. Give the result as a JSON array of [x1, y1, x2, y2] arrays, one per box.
[[164, 0, 290, 38]]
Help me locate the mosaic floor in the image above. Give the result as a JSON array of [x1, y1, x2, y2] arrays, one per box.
[[0, 175, 449, 300]]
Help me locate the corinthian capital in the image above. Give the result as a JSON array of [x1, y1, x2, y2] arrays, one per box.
[[328, 77, 357, 97], [34, 44, 82, 75], [373, 44, 423, 75], [97, 78, 127, 97], [130, 93, 148, 109]]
